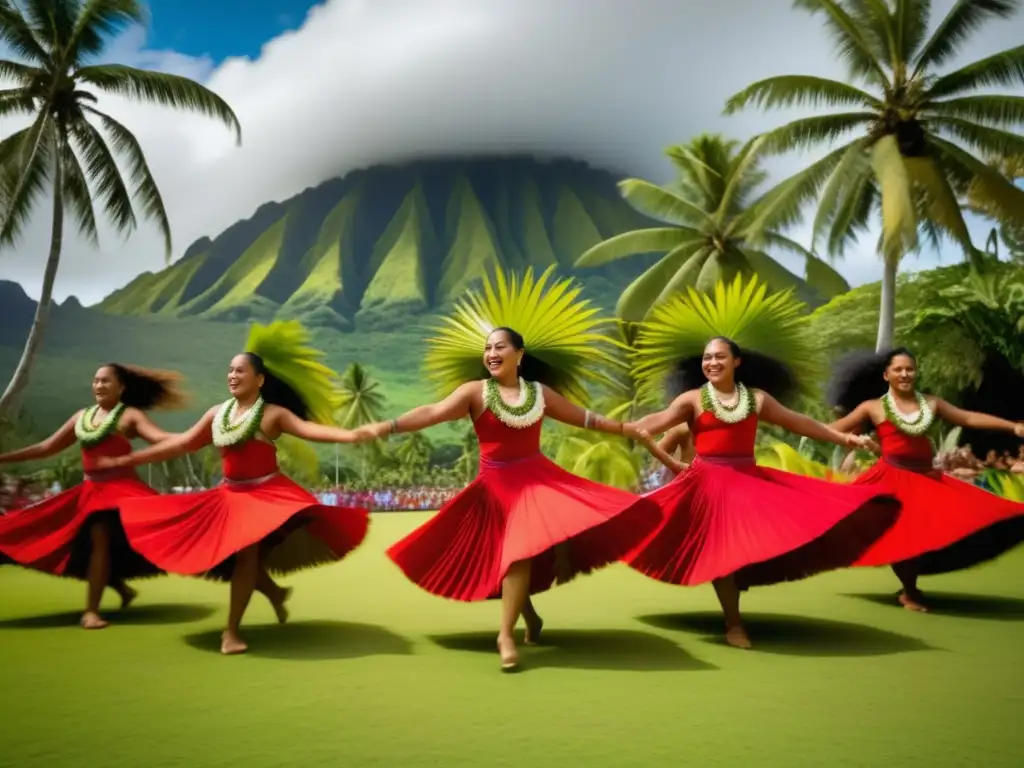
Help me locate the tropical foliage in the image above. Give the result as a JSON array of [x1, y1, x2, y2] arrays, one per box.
[[575, 134, 849, 321], [725, 0, 1024, 351], [0, 0, 241, 414], [424, 266, 621, 404], [335, 363, 386, 428], [630, 275, 822, 402], [964, 153, 1024, 262]]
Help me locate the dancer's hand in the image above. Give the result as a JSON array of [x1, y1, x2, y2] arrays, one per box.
[[1014, 423, 1024, 438], [622, 422, 643, 442], [670, 459, 690, 475], [845, 433, 879, 453], [360, 421, 392, 441]]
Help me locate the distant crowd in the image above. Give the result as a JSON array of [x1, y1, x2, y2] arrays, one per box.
[[317, 487, 458, 511]]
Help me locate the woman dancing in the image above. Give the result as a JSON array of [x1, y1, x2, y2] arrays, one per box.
[[94, 321, 370, 654], [828, 347, 1024, 611], [361, 270, 660, 671], [628, 337, 900, 648], [0, 364, 185, 628]]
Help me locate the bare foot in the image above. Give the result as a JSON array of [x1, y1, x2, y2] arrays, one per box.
[[496, 634, 519, 671], [221, 630, 248, 655], [271, 587, 292, 624], [724, 625, 752, 650], [524, 615, 544, 646], [899, 591, 928, 612], [80, 611, 109, 630], [118, 585, 138, 611]]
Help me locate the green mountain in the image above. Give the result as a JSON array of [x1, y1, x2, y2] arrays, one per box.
[[98, 156, 662, 330]]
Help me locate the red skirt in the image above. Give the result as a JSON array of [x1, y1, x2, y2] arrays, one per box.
[[119, 473, 369, 580], [853, 459, 1024, 574], [626, 456, 900, 590], [0, 474, 161, 581], [386, 453, 661, 601]]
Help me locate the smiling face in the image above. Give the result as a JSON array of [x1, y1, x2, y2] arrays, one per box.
[[483, 330, 523, 380], [701, 338, 739, 388], [92, 366, 124, 408], [227, 354, 264, 399], [883, 353, 917, 395]]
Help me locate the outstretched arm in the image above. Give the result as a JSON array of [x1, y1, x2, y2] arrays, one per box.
[[0, 413, 79, 464], [760, 393, 876, 451], [828, 401, 875, 435], [639, 429, 688, 474], [542, 386, 630, 436], [271, 406, 361, 444], [627, 393, 695, 437], [934, 399, 1024, 437], [124, 408, 178, 445], [102, 409, 217, 469], [364, 383, 475, 439]]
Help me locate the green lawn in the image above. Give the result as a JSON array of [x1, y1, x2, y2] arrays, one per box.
[[2, 512, 1022, 767]]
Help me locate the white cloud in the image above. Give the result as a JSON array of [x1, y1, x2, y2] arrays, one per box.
[[0, 0, 1019, 304]]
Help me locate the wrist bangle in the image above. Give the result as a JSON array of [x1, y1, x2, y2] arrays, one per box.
[[389, 419, 399, 435], [583, 410, 592, 429]]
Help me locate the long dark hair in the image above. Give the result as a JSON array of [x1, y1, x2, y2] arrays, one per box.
[[103, 363, 187, 411], [826, 347, 918, 414], [243, 353, 309, 420], [668, 336, 798, 403], [488, 326, 559, 390]]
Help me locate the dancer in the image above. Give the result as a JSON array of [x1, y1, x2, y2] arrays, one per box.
[[360, 270, 660, 671], [627, 337, 900, 648], [828, 347, 1024, 611], [0, 363, 186, 628], [93, 321, 371, 654]]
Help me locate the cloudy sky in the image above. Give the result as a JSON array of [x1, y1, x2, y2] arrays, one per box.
[[0, 0, 1020, 304]]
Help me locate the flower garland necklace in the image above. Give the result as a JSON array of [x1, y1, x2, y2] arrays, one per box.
[[700, 382, 755, 424], [882, 389, 934, 436], [75, 402, 126, 446], [484, 377, 545, 429], [212, 395, 266, 447]]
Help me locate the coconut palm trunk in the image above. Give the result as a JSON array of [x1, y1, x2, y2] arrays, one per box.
[[0, 142, 64, 412], [876, 254, 899, 352]]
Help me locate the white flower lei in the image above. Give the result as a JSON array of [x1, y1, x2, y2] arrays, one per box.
[[212, 396, 266, 447], [700, 382, 755, 424], [882, 390, 934, 436], [483, 377, 545, 429]]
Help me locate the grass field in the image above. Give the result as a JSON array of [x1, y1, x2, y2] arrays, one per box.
[[2, 512, 1023, 767]]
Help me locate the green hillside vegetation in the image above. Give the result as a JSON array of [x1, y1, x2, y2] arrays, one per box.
[[98, 158, 661, 331]]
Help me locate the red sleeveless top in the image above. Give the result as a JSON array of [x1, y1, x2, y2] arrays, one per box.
[[474, 409, 542, 466], [692, 410, 758, 458], [81, 434, 134, 473], [220, 440, 279, 481], [876, 420, 933, 463]]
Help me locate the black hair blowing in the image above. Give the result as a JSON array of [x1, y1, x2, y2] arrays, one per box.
[[667, 336, 799, 404], [243, 353, 310, 421], [103, 363, 187, 411], [826, 347, 918, 414], [489, 326, 560, 391]]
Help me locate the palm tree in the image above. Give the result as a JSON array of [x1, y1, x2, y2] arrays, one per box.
[[964, 154, 1024, 261], [334, 362, 387, 485], [574, 133, 850, 322], [724, 0, 1024, 351], [0, 0, 241, 414]]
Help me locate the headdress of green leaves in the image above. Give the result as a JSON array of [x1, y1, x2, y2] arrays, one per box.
[[245, 320, 342, 425], [425, 266, 621, 404], [632, 274, 821, 402]]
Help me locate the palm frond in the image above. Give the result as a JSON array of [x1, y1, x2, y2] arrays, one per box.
[[424, 266, 621, 404], [758, 111, 876, 155], [924, 44, 1024, 99], [810, 138, 872, 246], [756, 440, 847, 480], [755, 233, 852, 296], [245, 320, 343, 425], [825, 164, 879, 257], [932, 116, 1024, 159], [737, 247, 817, 295], [792, 0, 890, 83], [68, 118, 136, 235], [893, 0, 930, 63], [723, 75, 882, 114], [0, 86, 35, 119], [903, 156, 974, 256], [614, 241, 709, 322], [0, 114, 53, 246], [715, 135, 767, 224], [67, 0, 147, 62], [617, 178, 715, 228], [84, 106, 172, 258], [985, 470, 1024, 501], [913, 0, 1019, 75], [926, 94, 1024, 127], [553, 433, 641, 489], [632, 275, 820, 401], [575, 227, 693, 268], [0, 59, 39, 83], [23, 0, 78, 49], [871, 134, 918, 263], [929, 135, 1024, 227], [59, 138, 99, 245], [76, 64, 242, 143], [0, 1, 48, 63]]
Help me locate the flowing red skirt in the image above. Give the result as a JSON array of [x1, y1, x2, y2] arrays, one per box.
[[0, 475, 161, 580], [852, 460, 1024, 574], [387, 454, 661, 601], [120, 473, 369, 580], [626, 457, 900, 590]]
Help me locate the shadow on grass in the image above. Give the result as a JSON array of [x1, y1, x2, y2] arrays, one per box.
[[845, 591, 1024, 621], [183, 620, 414, 661], [429, 628, 716, 672], [0, 602, 217, 629], [638, 612, 934, 657]]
